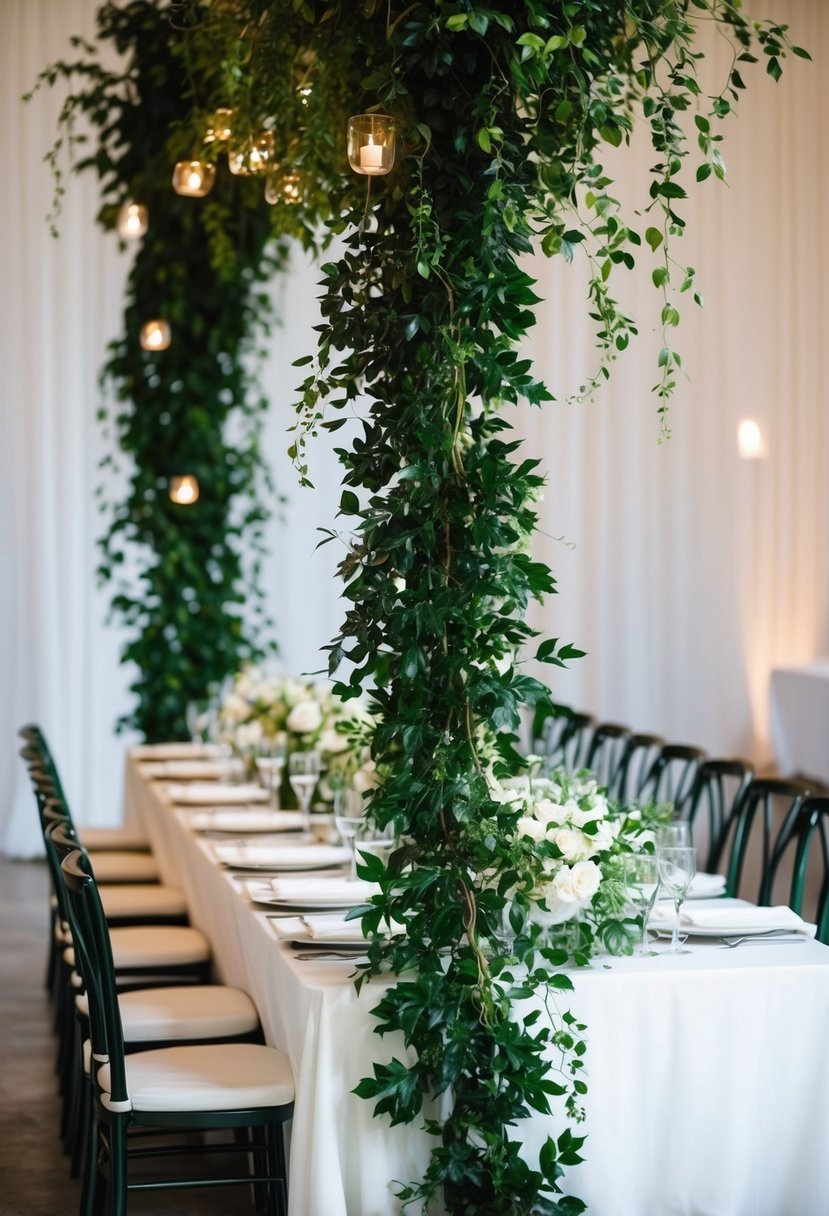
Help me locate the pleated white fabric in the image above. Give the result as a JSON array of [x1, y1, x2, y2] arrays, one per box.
[[2, 1, 828, 857]]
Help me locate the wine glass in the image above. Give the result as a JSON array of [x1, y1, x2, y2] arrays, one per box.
[[185, 700, 207, 745], [624, 853, 660, 956], [289, 750, 320, 837], [657, 821, 691, 849], [255, 733, 288, 811], [657, 846, 696, 954], [334, 788, 369, 880]]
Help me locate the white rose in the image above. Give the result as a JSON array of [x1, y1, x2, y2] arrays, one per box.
[[550, 865, 579, 904], [319, 727, 349, 755], [533, 798, 565, 828], [569, 860, 602, 902], [517, 815, 546, 843], [552, 826, 591, 864], [353, 761, 379, 793], [286, 700, 323, 734], [223, 693, 251, 724], [236, 720, 263, 750], [588, 821, 616, 855], [283, 679, 310, 707]]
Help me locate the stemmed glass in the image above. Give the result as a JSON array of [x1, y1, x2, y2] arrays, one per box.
[[657, 821, 691, 849], [289, 750, 321, 837], [657, 846, 696, 955], [333, 789, 395, 881], [624, 854, 660, 956], [255, 733, 288, 811], [185, 700, 208, 745]]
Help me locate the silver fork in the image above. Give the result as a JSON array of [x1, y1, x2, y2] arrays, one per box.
[[719, 933, 806, 948]]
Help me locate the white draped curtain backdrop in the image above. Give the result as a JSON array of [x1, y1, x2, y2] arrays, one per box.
[[2, 0, 827, 856]]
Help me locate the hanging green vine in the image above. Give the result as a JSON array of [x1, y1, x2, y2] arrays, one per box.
[[166, 2, 804, 1212], [28, 0, 285, 739]]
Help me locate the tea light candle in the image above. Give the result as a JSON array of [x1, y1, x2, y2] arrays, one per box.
[[169, 475, 199, 505], [172, 160, 216, 197], [116, 201, 148, 239], [139, 320, 171, 351], [360, 137, 384, 171]]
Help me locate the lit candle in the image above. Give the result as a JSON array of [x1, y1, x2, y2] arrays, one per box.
[[172, 160, 216, 197], [359, 136, 384, 171], [169, 475, 199, 505], [116, 201, 148, 239], [139, 320, 171, 351]]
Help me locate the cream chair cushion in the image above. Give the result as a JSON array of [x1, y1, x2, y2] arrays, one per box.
[[90, 852, 160, 884], [99, 885, 187, 920], [64, 925, 209, 971], [97, 1042, 294, 1112], [76, 985, 258, 1042], [81, 827, 150, 853]]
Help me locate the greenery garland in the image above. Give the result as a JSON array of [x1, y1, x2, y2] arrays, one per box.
[[37, 0, 805, 1210], [28, 0, 283, 740]]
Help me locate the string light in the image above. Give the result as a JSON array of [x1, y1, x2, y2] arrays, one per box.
[[139, 320, 171, 351], [169, 475, 200, 505]]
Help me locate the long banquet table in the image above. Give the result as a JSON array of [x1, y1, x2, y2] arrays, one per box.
[[124, 752, 829, 1216]]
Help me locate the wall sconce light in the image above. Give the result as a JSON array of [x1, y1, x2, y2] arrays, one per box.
[[347, 114, 396, 176], [228, 131, 276, 176], [169, 475, 200, 505], [737, 418, 766, 460], [172, 160, 216, 197], [265, 170, 303, 206], [116, 201, 148, 239], [139, 320, 171, 352]]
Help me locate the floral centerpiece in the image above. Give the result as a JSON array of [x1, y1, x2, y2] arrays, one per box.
[[215, 666, 376, 803], [486, 768, 663, 956]]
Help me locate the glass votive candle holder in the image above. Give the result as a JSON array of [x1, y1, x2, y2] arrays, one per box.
[[116, 200, 148, 239], [228, 131, 276, 175], [347, 114, 396, 176], [204, 106, 234, 144], [139, 320, 171, 351], [265, 169, 303, 206], [172, 160, 216, 197], [169, 475, 200, 505]]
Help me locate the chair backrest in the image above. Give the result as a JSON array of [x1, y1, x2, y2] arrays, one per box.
[[760, 796, 829, 937], [611, 733, 665, 802], [43, 814, 83, 930], [540, 711, 595, 775], [721, 777, 811, 901], [638, 744, 706, 811], [684, 758, 754, 872], [61, 849, 129, 1109], [583, 723, 631, 791]]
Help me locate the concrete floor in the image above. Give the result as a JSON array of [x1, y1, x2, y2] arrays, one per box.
[[0, 858, 262, 1216]]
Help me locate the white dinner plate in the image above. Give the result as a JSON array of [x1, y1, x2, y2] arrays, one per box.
[[240, 879, 357, 910]]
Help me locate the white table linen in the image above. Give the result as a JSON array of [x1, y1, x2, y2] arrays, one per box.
[[125, 752, 829, 1216], [769, 660, 829, 785]]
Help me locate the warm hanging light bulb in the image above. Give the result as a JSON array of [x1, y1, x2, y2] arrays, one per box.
[[737, 418, 766, 460], [169, 475, 199, 505], [172, 160, 216, 197], [116, 200, 148, 239], [139, 320, 171, 351], [347, 114, 396, 176]]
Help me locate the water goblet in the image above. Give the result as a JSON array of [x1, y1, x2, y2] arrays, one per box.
[[656, 821, 692, 849], [255, 733, 288, 811], [657, 846, 696, 955], [289, 750, 321, 837], [334, 788, 370, 881], [185, 699, 208, 745], [624, 853, 660, 956]]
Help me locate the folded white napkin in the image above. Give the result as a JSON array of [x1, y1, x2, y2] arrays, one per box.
[[269, 876, 378, 904], [267, 916, 309, 941], [650, 902, 814, 936], [167, 782, 269, 805], [132, 743, 220, 760], [188, 810, 304, 833], [161, 759, 229, 779], [214, 843, 349, 869], [301, 914, 367, 942]]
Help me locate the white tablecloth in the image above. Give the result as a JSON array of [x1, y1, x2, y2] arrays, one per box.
[[769, 661, 829, 786], [125, 753, 829, 1216]]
